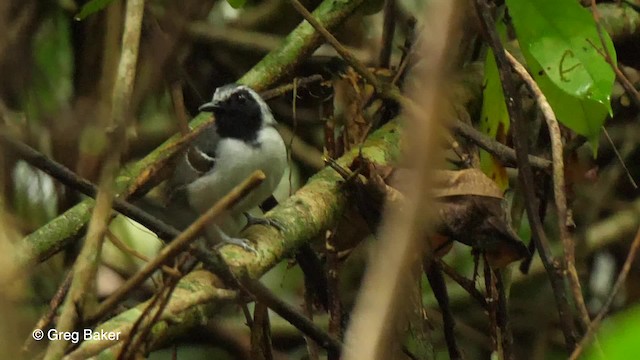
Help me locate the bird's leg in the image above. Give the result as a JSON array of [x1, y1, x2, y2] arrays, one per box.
[[207, 225, 259, 254], [243, 212, 285, 232]]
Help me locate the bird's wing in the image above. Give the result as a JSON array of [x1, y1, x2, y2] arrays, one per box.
[[166, 125, 220, 199]]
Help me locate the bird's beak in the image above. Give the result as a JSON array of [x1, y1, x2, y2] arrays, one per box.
[[198, 101, 220, 112]]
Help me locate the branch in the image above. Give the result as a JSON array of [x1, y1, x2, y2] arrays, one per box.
[[65, 120, 400, 359], [240, 275, 342, 354], [15, 0, 367, 270], [88, 171, 265, 323], [474, 0, 577, 349], [44, 1, 145, 358], [240, 0, 367, 90], [451, 119, 552, 170], [65, 270, 238, 360], [343, 0, 460, 358], [569, 224, 640, 360], [505, 50, 592, 333]]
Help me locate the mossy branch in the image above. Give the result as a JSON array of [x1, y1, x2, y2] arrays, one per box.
[[16, 0, 366, 270], [67, 120, 400, 359]]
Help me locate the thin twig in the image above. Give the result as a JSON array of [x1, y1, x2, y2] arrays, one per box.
[[343, 1, 459, 358], [484, 256, 498, 353], [276, 123, 324, 170], [250, 302, 274, 360], [425, 260, 461, 360], [391, 17, 416, 87], [289, 0, 383, 94], [590, 0, 640, 109], [569, 225, 640, 360], [504, 50, 592, 331], [451, 119, 552, 170], [495, 269, 514, 360], [326, 229, 342, 360], [22, 271, 73, 353], [302, 279, 321, 360], [105, 230, 181, 278], [288, 0, 407, 106], [87, 171, 265, 323], [170, 81, 190, 136], [602, 127, 638, 189], [0, 134, 194, 242], [43, 1, 146, 357], [474, 0, 577, 349], [118, 273, 185, 359], [260, 74, 325, 100], [439, 259, 488, 310], [378, 0, 396, 68], [239, 275, 343, 354]]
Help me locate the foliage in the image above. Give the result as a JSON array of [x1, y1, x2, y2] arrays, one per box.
[[226, 0, 247, 10], [75, 0, 116, 20], [506, 0, 616, 147], [480, 19, 509, 190], [1, 0, 639, 359], [586, 305, 640, 359]]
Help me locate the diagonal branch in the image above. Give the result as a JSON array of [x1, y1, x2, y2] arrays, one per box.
[[15, 0, 368, 271], [569, 224, 640, 360]]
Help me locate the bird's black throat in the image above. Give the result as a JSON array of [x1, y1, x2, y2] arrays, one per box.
[[212, 89, 262, 144]]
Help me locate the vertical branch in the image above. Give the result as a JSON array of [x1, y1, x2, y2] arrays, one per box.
[[326, 229, 342, 360], [43, 1, 145, 358], [484, 259, 498, 355], [495, 269, 514, 360], [250, 302, 274, 360], [504, 51, 592, 332], [118, 274, 184, 359], [425, 260, 461, 360], [343, 1, 461, 358], [110, 0, 145, 128], [378, 0, 395, 68], [473, 0, 577, 349], [302, 271, 320, 360]]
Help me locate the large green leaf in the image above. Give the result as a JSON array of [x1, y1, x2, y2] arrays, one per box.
[[506, 0, 616, 144]]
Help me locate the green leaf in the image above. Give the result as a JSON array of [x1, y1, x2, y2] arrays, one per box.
[[586, 305, 640, 359], [226, 0, 247, 10], [506, 0, 616, 145], [480, 20, 509, 190], [75, 0, 115, 21]]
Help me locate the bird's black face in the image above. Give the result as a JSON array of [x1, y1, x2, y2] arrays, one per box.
[[204, 87, 263, 143]]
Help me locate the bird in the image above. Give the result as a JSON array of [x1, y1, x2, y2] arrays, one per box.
[[160, 83, 287, 253]]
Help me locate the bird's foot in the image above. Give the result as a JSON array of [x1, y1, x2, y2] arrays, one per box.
[[243, 212, 285, 232], [215, 234, 259, 254]]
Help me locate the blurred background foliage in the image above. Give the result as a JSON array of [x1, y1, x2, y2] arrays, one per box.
[[0, 0, 640, 359]]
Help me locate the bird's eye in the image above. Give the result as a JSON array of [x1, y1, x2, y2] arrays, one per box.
[[233, 92, 247, 103]]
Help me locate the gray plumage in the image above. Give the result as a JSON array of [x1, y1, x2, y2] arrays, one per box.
[[164, 84, 287, 249]]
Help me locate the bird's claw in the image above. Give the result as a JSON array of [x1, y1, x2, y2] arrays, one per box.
[[217, 236, 259, 255], [243, 212, 285, 232]]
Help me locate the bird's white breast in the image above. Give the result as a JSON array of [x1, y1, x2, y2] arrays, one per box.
[[186, 126, 287, 221]]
